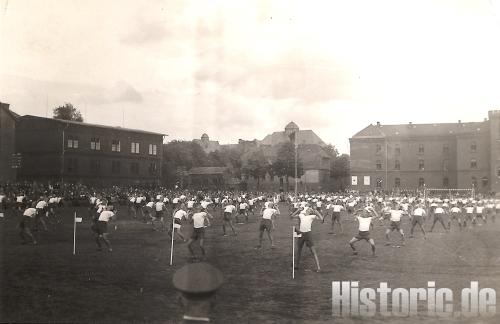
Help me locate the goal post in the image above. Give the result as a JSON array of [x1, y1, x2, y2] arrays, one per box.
[[424, 188, 475, 201]]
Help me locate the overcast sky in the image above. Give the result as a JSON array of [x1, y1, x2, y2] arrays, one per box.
[[2, 0, 500, 154]]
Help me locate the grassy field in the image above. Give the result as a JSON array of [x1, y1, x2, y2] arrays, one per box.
[[1, 203, 500, 323]]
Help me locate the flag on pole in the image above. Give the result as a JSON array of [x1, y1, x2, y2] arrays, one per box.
[[75, 217, 82, 223]]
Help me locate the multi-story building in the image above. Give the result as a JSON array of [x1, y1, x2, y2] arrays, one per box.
[[349, 111, 500, 193], [0, 102, 19, 182], [15, 115, 164, 186]]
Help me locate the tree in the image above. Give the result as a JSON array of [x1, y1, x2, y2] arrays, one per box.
[[241, 148, 269, 190], [272, 142, 304, 191], [53, 103, 84, 122], [161, 141, 210, 186], [331, 154, 350, 191]]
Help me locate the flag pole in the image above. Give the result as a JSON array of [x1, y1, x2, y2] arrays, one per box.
[[73, 212, 76, 255], [292, 226, 295, 279], [170, 216, 175, 266]]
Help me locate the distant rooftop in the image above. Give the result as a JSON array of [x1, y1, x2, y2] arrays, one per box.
[[22, 114, 165, 136]]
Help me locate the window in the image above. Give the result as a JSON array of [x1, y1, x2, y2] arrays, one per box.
[[471, 142, 477, 153], [376, 160, 382, 170], [418, 159, 425, 170], [482, 177, 489, 188], [443, 144, 449, 154], [67, 158, 78, 172], [472, 176, 478, 188], [111, 140, 121, 152], [67, 136, 79, 148], [111, 161, 121, 174], [376, 178, 382, 188], [90, 160, 101, 173], [418, 177, 425, 187], [443, 177, 449, 188], [395, 160, 400, 170], [149, 162, 157, 175], [376, 144, 382, 155], [395, 144, 400, 156], [395, 178, 401, 188], [497, 167, 500, 178], [131, 142, 140, 154], [443, 159, 449, 172], [148, 144, 157, 155], [90, 137, 100, 150], [470, 159, 477, 169], [418, 144, 424, 154], [130, 162, 139, 174]]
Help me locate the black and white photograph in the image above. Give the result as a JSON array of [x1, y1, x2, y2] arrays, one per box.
[[1, 0, 500, 323]]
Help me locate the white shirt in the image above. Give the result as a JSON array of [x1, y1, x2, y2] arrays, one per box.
[[476, 206, 484, 213], [390, 210, 405, 222], [23, 208, 37, 217], [434, 207, 445, 214], [192, 212, 208, 229], [98, 210, 114, 222], [298, 214, 317, 233], [262, 208, 278, 220], [224, 205, 236, 213], [331, 205, 344, 213], [239, 203, 248, 210], [187, 201, 195, 208], [450, 207, 462, 214], [201, 201, 211, 209], [173, 198, 180, 204], [49, 197, 58, 204], [412, 207, 426, 217], [16, 196, 25, 203], [36, 201, 47, 209], [155, 202, 164, 212], [174, 210, 188, 220], [146, 202, 154, 208], [357, 216, 372, 232], [465, 207, 474, 214]]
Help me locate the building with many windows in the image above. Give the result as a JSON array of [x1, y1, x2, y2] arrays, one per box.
[[349, 111, 500, 193], [15, 115, 164, 186], [0, 102, 19, 182]]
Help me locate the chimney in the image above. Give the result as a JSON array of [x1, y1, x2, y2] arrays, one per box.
[[376, 121, 380, 127]]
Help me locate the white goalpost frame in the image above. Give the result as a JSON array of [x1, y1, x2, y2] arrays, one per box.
[[424, 188, 476, 201], [292, 226, 295, 279]]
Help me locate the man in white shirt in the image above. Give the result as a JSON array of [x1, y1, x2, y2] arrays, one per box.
[[169, 206, 189, 242], [430, 204, 449, 233], [20, 204, 38, 245], [290, 206, 323, 272], [410, 203, 427, 238], [187, 205, 214, 261], [237, 201, 248, 224], [449, 204, 464, 231], [95, 206, 115, 252], [35, 197, 49, 231], [473, 202, 487, 225], [256, 203, 280, 249], [328, 201, 345, 234], [349, 209, 375, 256], [153, 199, 166, 231], [385, 204, 407, 246], [222, 201, 237, 236]]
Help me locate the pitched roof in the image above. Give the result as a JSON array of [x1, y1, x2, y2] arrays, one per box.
[[260, 130, 325, 146], [285, 121, 299, 130], [188, 167, 228, 175], [0, 102, 20, 120], [352, 122, 487, 139], [21, 115, 165, 136]]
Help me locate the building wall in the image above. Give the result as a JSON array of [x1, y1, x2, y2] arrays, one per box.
[[16, 116, 163, 186], [0, 104, 17, 182], [350, 118, 494, 192], [488, 111, 500, 192]]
